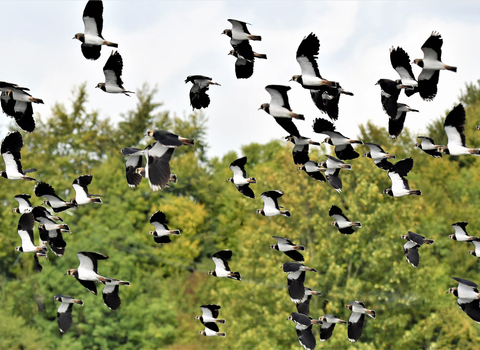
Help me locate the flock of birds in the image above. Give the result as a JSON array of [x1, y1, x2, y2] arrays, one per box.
[[1, 0, 479, 348]]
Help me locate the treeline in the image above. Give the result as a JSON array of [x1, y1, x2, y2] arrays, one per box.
[[1, 81, 480, 349]]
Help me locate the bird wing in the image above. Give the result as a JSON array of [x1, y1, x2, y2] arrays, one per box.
[[57, 302, 74, 333], [444, 104, 467, 147], [212, 256, 230, 273], [103, 51, 124, 87], [391, 158, 414, 177], [296, 33, 321, 78], [265, 85, 291, 110], [236, 184, 255, 199], [102, 284, 121, 311], [273, 117, 300, 138], [347, 312, 365, 342], [83, 0, 104, 37], [312, 117, 336, 134], [296, 326, 316, 350], [229, 156, 248, 178], [17, 212, 35, 248], [228, 19, 251, 35], [334, 144, 359, 160], [77, 251, 108, 274], [390, 46, 416, 85], [418, 69, 439, 101], [260, 190, 282, 210], [145, 143, 175, 190], [421, 31, 442, 61]]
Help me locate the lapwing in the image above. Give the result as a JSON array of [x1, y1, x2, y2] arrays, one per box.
[[208, 250, 241, 281], [66, 251, 112, 295], [382, 158, 422, 197], [345, 301, 376, 343], [185, 75, 220, 110], [96, 51, 134, 96], [256, 190, 291, 217], [227, 156, 256, 199], [148, 210, 181, 244], [401, 231, 435, 268], [53, 295, 84, 333], [0, 131, 37, 181]]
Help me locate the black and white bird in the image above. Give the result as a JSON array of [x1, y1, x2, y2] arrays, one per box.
[[439, 104, 480, 156], [120, 147, 144, 188], [363, 143, 396, 171], [448, 222, 479, 242], [282, 262, 317, 303], [185, 75, 220, 110], [198, 327, 226, 337], [228, 40, 266, 79], [32, 206, 70, 232], [382, 158, 422, 197], [208, 250, 241, 281], [0, 84, 43, 132], [318, 155, 351, 193], [96, 51, 134, 96], [34, 182, 76, 213], [318, 314, 347, 342], [148, 210, 181, 244], [328, 205, 361, 235], [291, 33, 336, 90], [53, 295, 84, 333], [256, 190, 291, 217], [415, 136, 443, 158], [376, 79, 402, 119], [227, 156, 256, 199], [468, 241, 480, 258], [313, 118, 363, 160], [102, 278, 130, 311], [73, 0, 118, 60], [195, 304, 226, 331], [259, 85, 304, 138], [413, 31, 457, 101], [296, 287, 322, 316], [285, 135, 321, 165], [141, 129, 194, 191], [287, 312, 321, 350], [309, 84, 353, 121], [298, 160, 327, 183], [15, 212, 48, 257], [0, 131, 37, 181], [390, 46, 418, 94], [388, 103, 419, 139], [222, 19, 261, 43], [66, 251, 112, 295], [447, 277, 480, 323], [71, 174, 103, 205], [38, 225, 67, 257], [270, 236, 305, 262], [401, 231, 435, 268], [345, 301, 376, 343], [13, 194, 33, 214]]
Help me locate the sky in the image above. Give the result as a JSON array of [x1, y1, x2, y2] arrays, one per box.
[[1, 1, 479, 159]]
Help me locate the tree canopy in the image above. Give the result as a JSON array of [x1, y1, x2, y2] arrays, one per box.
[[1, 82, 480, 350]]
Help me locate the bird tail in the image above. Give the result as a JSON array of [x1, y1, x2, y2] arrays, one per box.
[[217, 332, 226, 337], [350, 140, 363, 144], [59, 224, 70, 232], [385, 154, 396, 159], [169, 230, 181, 235], [98, 276, 112, 283], [409, 190, 422, 196], [341, 164, 352, 170], [104, 41, 118, 48], [445, 65, 457, 72], [169, 174, 178, 183], [36, 246, 48, 256], [119, 281, 130, 286], [352, 222, 362, 227], [248, 35, 261, 41], [424, 239, 435, 245], [247, 177, 256, 183], [229, 272, 241, 281], [281, 210, 291, 218], [366, 309, 376, 319], [468, 148, 480, 155], [253, 52, 267, 59], [73, 299, 84, 306], [293, 245, 305, 251], [306, 267, 317, 272], [22, 175, 37, 181], [31, 98, 44, 104], [290, 113, 305, 120], [339, 89, 354, 96], [91, 198, 102, 204], [179, 137, 195, 146], [216, 319, 226, 324]]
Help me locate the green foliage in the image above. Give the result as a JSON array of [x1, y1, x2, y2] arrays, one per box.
[[2, 80, 480, 349]]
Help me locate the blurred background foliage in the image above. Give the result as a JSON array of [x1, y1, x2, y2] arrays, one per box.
[[1, 81, 480, 349]]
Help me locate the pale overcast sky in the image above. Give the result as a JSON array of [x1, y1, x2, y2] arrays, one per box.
[[1, 1, 479, 158]]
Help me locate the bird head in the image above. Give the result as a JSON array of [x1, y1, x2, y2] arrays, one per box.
[[382, 188, 393, 196], [412, 59, 423, 68], [226, 177, 233, 183], [207, 270, 215, 276], [194, 315, 200, 320], [345, 303, 353, 311], [287, 315, 293, 321], [468, 249, 476, 256], [65, 269, 76, 276], [363, 151, 371, 158], [255, 209, 265, 216], [290, 75, 300, 83], [145, 130, 155, 138], [95, 83, 105, 89], [222, 29, 232, 37], [270, 244, 278, 250], [323, 137, 333, 145], [297, 165, 305, 171], [73, 33, 84, 42], [0, 171, 7, 179], [15, 246, 22, 252], [258, 103, 268, 111], [148, 230, 156, 236], [448, 234, 456, 240], [199, 330, 207, 336], [446, 287, 458, 296], [330, 221, 338, 227]]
